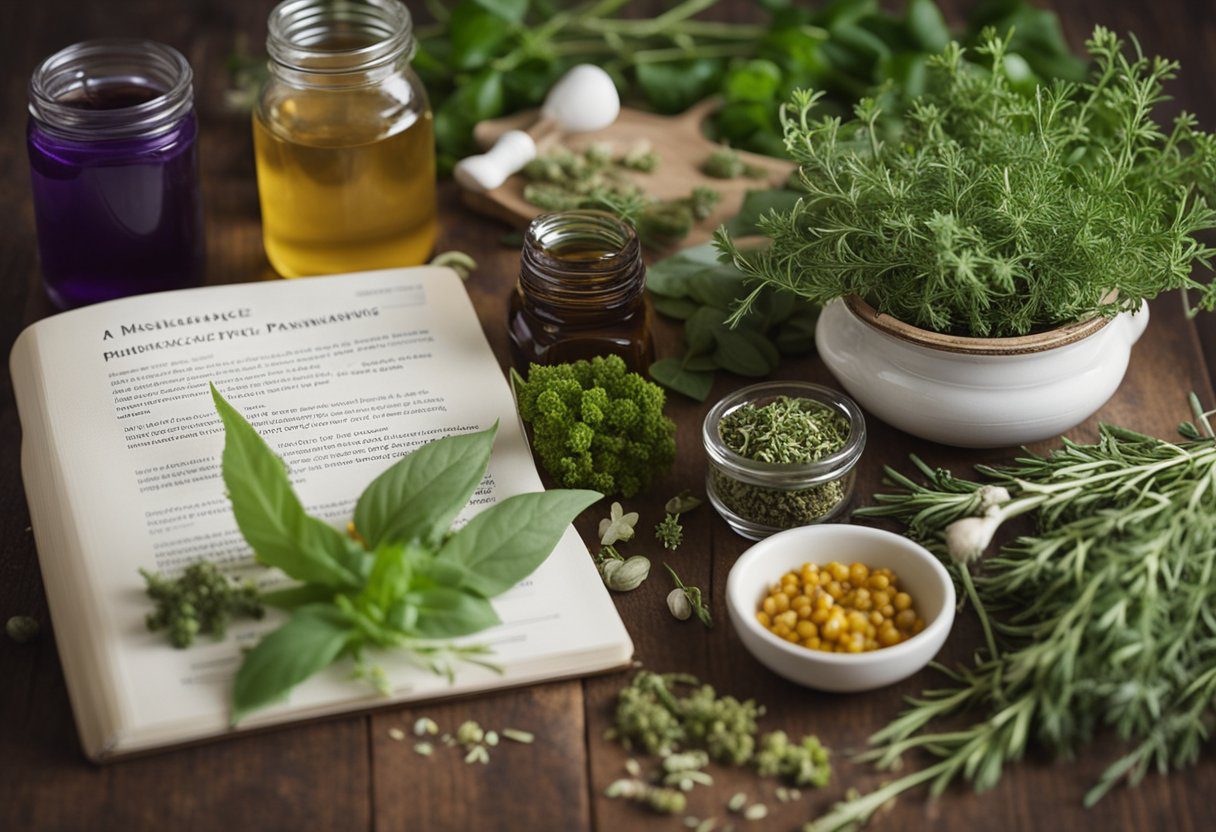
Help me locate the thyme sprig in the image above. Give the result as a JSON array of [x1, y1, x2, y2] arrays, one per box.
[[810, 395, 1216, 831], [718, 27, 1216, 338]]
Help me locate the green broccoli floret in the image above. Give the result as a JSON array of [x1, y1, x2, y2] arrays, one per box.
[[511, 356, 676, 498]]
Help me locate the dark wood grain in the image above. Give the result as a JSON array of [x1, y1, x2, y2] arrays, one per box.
[[1, 2, 1215, 831]]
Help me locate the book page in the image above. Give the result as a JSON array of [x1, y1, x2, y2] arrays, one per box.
[[10, 267, 631, 757]]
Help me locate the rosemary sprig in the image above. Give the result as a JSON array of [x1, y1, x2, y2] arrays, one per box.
[[811, 397, 1216, 831]]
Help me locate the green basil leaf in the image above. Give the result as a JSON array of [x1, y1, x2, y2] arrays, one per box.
[[755, 289, 798, 328], [723, 189, 804, 237], [723, 59, 784, 103], [811, 0, 878, 29], [759, 26, 828, 80], [354, 424, 497, 548], [404, 587, 501, 638], [682, 354, 720, 372], [649, 359, 714, 402], [449, 2, 510, 70], [231, 604, 355, 723], [879, 52, 929, 101], [775, 311, 821, 356], [360, 543, 415, 613], [685, 306, 727, 354], [437, 489, 601, 597], [647, 243, 722, 297], [471, 0, 528, 23], [211, 385, 362, 589], [635, 58, 723, 114], [713, 328, 779, 377], [414, 557, 471, 590], [651, 296, 701, 320], [261, 584, 338, 610], [905, 0, 950, 53], [687, 269, 747, 310]]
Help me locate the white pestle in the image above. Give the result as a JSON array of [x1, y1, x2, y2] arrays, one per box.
[[453, 64, 621, 193]]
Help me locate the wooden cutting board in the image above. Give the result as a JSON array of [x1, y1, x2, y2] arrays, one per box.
[[461, 97, 796, 248]]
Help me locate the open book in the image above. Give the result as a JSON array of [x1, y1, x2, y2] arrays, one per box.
[[10, 267, 633, 761]]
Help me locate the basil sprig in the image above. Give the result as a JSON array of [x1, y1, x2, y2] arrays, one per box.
[[210, 385, 600, 723]]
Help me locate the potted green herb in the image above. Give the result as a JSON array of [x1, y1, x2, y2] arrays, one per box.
[[716, 28, 1215, 447]]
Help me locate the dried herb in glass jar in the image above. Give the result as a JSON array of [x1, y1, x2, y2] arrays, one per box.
[[703, 383, 865, 540]]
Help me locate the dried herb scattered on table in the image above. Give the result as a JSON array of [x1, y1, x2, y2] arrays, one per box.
[[809, 395, 1216, 831], [520, 143, 719, 250], [713, 396, 850, 528], [606, 670, 831, 798]]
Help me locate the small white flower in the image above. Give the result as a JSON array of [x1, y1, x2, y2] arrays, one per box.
[[599, 501, 639, 545], [945, 514, 1001, 564]]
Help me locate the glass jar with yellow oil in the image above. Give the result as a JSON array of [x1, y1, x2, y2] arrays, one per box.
[[254, 0, 436, 277]]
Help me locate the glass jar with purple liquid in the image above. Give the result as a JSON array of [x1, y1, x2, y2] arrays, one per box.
[[27, 39, 204, 309]]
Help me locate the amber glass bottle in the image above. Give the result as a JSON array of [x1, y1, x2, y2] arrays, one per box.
[[509, 211, 654, 372]]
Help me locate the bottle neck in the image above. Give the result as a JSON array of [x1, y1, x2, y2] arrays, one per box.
[[266, 0, 415, 90], [28, 39, 194, 141], [519, 211, 647, 315]]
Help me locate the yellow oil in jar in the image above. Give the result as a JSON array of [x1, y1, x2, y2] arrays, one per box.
[[253, 92, 437, 278]]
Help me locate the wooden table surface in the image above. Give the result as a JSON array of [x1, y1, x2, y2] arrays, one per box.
[[3, 1, 1216, 830]]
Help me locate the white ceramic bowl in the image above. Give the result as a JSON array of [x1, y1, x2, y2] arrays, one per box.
[[726, 525, 955, 693], [815, 296, 1150, 448]]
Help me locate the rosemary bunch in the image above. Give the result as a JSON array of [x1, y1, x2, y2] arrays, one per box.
[[810, 395, 1216, 831], [718, 28, 1216, 337]]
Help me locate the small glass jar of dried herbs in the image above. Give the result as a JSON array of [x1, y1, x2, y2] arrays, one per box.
[[702, 382, 865, 540]]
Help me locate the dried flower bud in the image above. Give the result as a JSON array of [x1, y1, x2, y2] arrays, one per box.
[[607, 556, 651, 592], [6, 615, 39, 644], [456, 720, 484, 746], [668, 588, 693, 621]]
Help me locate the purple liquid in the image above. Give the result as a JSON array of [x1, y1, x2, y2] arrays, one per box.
[[27, 81, 204, 309]]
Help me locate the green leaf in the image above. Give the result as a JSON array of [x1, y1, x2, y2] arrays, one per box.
[[232, 604, 355, 723], [682, 354, 720, 372], [774, 311, 820, 355], [360, 543, 415, 613], [434, 67, 506, 159], [449, 2, 510, 70], [687, 270, 747, 311], [723, 189, 803, 236], [635, 59, 723, 114], [685, 306, 727, 354], [437, 489, 601, 597], [404, 587, 501, 638], [650, 359, 714, 402], [471, 0, 528, 23], [261, 584, 338, 610], [713, 328, 779, 377], [211, 385, 362, 589], [723, 59, 784, 104], [647, 243, 723, 297], [354, 425, 497, 549], [905, 0, 951, 53], [651, 296, 701, 320]]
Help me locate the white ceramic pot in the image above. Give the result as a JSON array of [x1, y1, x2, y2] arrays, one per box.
[[815, 296, 1150, 448]]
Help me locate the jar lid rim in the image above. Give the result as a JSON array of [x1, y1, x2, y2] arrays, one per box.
[[28, 38, 193, 140], [702, 382, 867, 484]]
